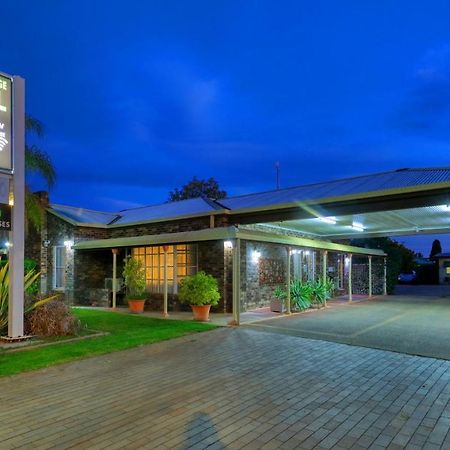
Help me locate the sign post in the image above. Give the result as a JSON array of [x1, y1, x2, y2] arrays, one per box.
[[0, 72, 25, 338]]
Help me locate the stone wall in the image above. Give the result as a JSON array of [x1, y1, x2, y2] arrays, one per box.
[[240, 240, 288, 311]]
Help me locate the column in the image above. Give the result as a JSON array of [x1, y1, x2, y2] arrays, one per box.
[[163, 245, 169, 317], [231, 238, 241, 325], [111, 248, 118, 309], [348, 254, 353, 302], [368, 255, 372, 299], [286, 247, 291, 315], [8, 77, 25, 338], [383, 257, 387, 296], [323, 250, 328, 306]]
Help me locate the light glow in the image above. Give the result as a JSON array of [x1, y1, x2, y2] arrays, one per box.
[[64, 240, 74, 248], [224, 240, 233, 249], [319, 216, 337, 225], [252, 250, 261, 263], [350, 222, 365, 232]]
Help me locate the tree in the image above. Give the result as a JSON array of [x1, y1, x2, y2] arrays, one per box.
[[430, 239, 442, 259], [351, 237, 416, 294], [24, 115, 56, 230], [168, 176, 226, 202]]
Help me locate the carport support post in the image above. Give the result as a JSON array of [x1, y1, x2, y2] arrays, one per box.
[[230, 238, 241, 326], [163, 245, 169, 318], [286, 247, 291, 314], [112, 248, 118, 309], [383, 257, 387, 296], [348, 254, 353, 302], [368, 255, 372, 299]]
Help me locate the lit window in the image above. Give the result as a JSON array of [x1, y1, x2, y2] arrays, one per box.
[[53, 246, 66, 290], [132, 244, 197, 294]]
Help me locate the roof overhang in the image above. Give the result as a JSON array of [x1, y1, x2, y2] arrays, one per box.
[[73, 226, 385, 257]]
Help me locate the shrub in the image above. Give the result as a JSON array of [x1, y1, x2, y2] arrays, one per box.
[[27, 301, 80, 336], [178, 271, 220, 306], [122, 256, 146, 300]]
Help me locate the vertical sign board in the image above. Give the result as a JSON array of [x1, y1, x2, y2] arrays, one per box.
[[0, 73, 12, 172], [0, 73, 12, 229], [0, 72, 25, 338]]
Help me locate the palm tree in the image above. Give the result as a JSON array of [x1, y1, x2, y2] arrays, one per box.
[[24, 115, 56, 230]]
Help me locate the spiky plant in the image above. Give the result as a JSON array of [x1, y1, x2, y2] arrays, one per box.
[[0, 262, 58, 333]]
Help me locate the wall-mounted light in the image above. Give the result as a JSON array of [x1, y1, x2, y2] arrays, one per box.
[[64, 240, 74, 248], [344, 257, 350, 266], [304, 250, 310, 256], [319, 216, 337, 225], [252, 250, 261, 263], [224, 240, 233, 249], [5, 241, 11, 249]]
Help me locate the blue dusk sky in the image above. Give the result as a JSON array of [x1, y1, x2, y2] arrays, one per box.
[[3, 1, 450, 255]]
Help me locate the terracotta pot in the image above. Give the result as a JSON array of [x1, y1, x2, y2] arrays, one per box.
[[191, 304, 211, 321], [128, 299, 146, 314]]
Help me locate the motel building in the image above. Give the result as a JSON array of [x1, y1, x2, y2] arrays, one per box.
[[26, 167, 450, 324]]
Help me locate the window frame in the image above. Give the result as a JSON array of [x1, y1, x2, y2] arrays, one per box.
[[53, 245, 66, 291]]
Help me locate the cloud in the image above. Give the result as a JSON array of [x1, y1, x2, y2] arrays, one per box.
[[395, 45, 450, 133]]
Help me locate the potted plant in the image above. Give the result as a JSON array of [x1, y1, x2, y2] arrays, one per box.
[[178, 271, 220, 321], [271, 285, 287, 312], [122, 256, 147, 313]]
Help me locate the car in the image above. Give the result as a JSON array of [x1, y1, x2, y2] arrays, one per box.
[[398, 270, 417, 284]]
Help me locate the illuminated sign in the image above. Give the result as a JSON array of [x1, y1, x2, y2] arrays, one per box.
[[0, 74, 12, 172], [0, 203, 11, 230]]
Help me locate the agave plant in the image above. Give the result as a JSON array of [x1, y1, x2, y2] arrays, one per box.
[[311, 278, 336, 306], [0, 262, 58, 333], [290, 279, 313, 311]]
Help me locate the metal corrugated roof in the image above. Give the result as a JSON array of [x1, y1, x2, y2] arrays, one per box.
[[112, 197, 222, 225], [50, 167, 450, 227], [51, 204, 119, 225], [220, 167, 450, 211], [50, 197, 223, 226]]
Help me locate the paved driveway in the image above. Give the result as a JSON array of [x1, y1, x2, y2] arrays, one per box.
[[2, 328, 450, 449], [246, 289, 450, 360]]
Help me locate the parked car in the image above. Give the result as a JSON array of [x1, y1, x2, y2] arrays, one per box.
[[398, 270, 417, 284]]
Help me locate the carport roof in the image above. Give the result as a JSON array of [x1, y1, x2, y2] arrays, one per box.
[[221, 167, 450, 212]]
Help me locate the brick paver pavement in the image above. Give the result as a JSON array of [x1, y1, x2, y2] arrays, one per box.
[[1, 327, 450, 449]]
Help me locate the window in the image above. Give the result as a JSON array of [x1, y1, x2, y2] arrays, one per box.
[[132, 244, 197, 294], [53, 246, 66, 289]]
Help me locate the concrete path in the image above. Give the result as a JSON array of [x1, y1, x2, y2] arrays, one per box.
[[246, 294, 450, 360], [1, 327, 450, 449]]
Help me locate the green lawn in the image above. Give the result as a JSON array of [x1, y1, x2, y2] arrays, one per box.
[[0, 308, 216, 377]]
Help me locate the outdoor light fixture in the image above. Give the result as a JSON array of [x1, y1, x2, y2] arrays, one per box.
[[350, 222, 365, 232], [5, 241, 10, 248], [224, 240, 233, 249], [318, 216, 337, 225], [252, 250, 261, 263], [64, 240, 74, 248], [344, 257, 350, 266], [304, 250, 310, 255]]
